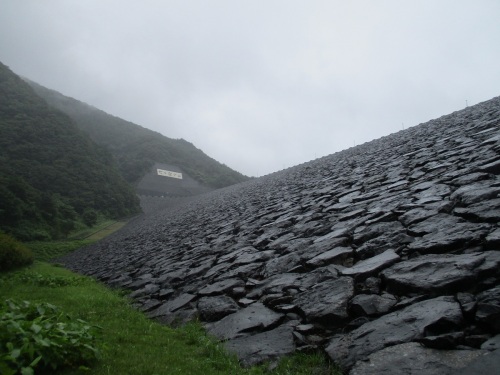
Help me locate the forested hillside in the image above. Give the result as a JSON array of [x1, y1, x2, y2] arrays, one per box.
[[0, 62, 140, 240], [27, 81, 250, 188]]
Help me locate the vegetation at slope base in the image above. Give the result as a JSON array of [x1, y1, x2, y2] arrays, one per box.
[[27, 80, 251, 188], [0, 62, 140, 241], [0, 237, 339, 375]]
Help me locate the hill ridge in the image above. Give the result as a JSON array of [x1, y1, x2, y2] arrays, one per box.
[[25, 79, 250, 189]]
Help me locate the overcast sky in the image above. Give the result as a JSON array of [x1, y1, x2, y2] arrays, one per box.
[[1, 1, 499, 177]]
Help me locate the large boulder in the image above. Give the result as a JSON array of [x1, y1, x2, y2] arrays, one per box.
[[325, 296, 464, 370]]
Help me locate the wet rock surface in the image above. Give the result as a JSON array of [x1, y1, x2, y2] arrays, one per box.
[[59, 97, 500, 373]]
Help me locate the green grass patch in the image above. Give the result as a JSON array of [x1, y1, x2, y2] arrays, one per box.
[[25, 219, 128, 262], [67, 219, 127, 241], [0, 263, 339, 375], [84, 221, 127, 241], [25, 240, 92, 262]]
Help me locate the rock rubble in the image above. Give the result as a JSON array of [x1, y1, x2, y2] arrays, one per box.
[[60, 96, 500, 373]]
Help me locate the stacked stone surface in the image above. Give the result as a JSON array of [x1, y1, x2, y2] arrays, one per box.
[[60, 96, 500, 373]]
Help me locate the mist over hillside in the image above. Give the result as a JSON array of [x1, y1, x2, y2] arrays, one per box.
[[26, 80, 250, 189]]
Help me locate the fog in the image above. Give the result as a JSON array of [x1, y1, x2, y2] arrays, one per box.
[[1, 1, 499, 176]]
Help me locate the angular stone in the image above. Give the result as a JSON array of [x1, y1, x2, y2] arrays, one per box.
[[414, 184, 451, 199], [149, 293, 197, 317], [408, 213, 462, 236], [478, 158, 500, 174], [198, 295, 240, 322], [475, 286, 500, 332], [207, 303, 283, 340], [217, 246, 272, 265], [261, 253, 301, 278], [456, 292, 477, 319], [238, 298, 255, 306], [225, 325, 295, 367], [408, 222, 490, 254], [485, 227, 500, 248], [357, 277, 381, 294], [450, 172, 491, 186], [341, 249, 400, 280], [399, 208, 439, 227], [450, 183, 500, 205], [418, 332, 464, 349], [381, 252, 500, 295], [295, 277, 354, 325], [325, 296, 464, 370], [454, 197, 500, 222], [355, 233, 413, 259], [198, 278, 245, 296], [350, 293, 397, 316], [353, 221, 405, 245], [456, 349, 500, 375], [216, 263, 262, 281], [246, 273, 302, 299], [129, 283, 160, 299], [481, 334, 500, 350], [349, 342, 488, 375], [338, 209, 366, 221], [305, 246, 353, 267]]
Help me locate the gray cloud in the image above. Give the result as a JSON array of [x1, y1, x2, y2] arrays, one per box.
[[1, 0, 499, 176]]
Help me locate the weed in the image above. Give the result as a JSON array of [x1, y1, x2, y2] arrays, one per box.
[[0, 299, 101, 374]]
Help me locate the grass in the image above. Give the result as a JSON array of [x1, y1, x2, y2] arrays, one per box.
[[25, 219, 128, 263], [68, 219, 128, 241], [0, 263, 338, 374], [1, 223, 340, 374], [25, 240, 93, 262]]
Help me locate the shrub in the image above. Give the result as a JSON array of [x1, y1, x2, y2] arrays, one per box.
[[0, 232, 33, 272], [0, 299, 101, 374]]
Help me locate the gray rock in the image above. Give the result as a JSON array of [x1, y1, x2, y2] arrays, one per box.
[[450, 183, 500, 205], [350, 293, 397, 316], [381, 252, 500, 295], [349, 342, 488, 375], [453, 197, 500, 222], [408, 222, 489, 254], [353, 221, 405, 245], [408, 213, 462, 236], [485, 227, 500, 248], [217, 246, 272, 265], [450, 172, 491, 186], [295, 277, 354, 325], [198, 295, 240, 322], [399, 208, 439, 227], [129, 283, 160, 298], [456, 292, 477, 319], [198, 278, 245, 296], [455, 349, 500, 375], [341, 249, 400, 280], [246, 273, 302, 299], [305, 246, 353, 267], [225, 325, 295, 367], [475, 286, 500, 332], [149, 293, 197, 317], [355, 233, 412, 259], [207, 303, 283, 340], [325, 296, 464, 370], [357, 277, 381, 294], [261, 253, 301, 278], [478, 158, 500, 174], [481, 334, 500, 350]]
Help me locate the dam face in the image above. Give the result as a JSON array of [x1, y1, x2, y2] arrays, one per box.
[[61, 97, 500, 373]]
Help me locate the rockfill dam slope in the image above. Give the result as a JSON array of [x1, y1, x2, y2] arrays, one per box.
[[60, 96, 500, 373]]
